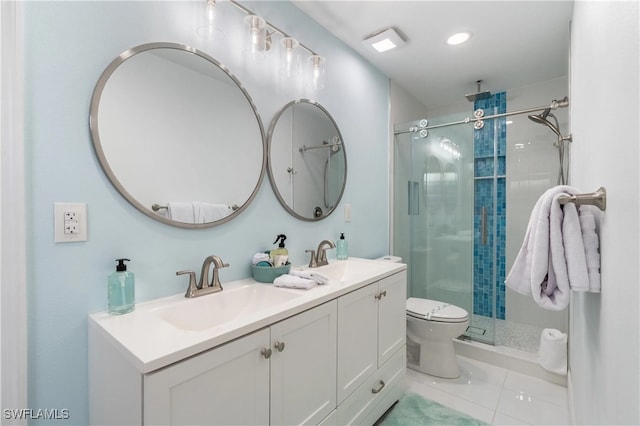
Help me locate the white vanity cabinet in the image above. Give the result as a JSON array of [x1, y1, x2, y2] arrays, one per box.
[[89, 259, 407, 426], [336, 270, 407, 425], [143, 300, 337, 426], [143, 328, 271, 426]]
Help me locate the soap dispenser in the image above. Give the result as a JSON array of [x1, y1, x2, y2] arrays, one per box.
[[270, 234, 289, 267], [108, 258, 135, 315], [337, 233, 348, 260]]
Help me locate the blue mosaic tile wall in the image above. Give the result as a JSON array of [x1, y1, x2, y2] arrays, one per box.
[[473, 92, 507, 320]]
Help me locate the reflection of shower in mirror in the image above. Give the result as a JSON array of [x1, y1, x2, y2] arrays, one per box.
[[324, 137, 342, 209]]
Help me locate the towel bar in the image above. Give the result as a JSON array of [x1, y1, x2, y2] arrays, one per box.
[[151, 203, 240, 212], [558, 187, 606, 211]]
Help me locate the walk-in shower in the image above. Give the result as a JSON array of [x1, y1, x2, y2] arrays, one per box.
[[393, 91, 571, 355]]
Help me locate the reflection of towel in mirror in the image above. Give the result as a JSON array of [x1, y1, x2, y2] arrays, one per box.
[[167, 202, 195, 223], [194, 202, 229, 223]]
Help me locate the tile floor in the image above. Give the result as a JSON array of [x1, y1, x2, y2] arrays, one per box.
[[405, 355, 570, 425]]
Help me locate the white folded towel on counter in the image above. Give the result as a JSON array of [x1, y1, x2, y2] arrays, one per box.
[[289, 269, 330, 285], [274, 274, 317, 290]]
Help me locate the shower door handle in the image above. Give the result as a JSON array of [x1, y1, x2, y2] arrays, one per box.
[[408, 181, 419, 215], [481, 206, 488, 246]]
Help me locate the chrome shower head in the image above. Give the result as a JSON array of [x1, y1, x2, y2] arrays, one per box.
[[465, 80, 492, 102], [528, 110, 562, 137]]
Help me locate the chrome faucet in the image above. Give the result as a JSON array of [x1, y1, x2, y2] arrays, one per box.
[[176, 255, 229, 298], [306, 239, 336, 267]]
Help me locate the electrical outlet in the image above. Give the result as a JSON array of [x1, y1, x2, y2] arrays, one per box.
[[55, 203, 87, 243]]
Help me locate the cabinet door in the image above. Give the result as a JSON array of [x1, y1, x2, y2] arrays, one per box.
[[143, 329, 270, 426], [270, 301, 337, 426], [336, 283, 378, 403], [378, 271, 407, 366]]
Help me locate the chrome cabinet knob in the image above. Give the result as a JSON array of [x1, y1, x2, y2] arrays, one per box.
[[260, 348, 272, 359], [274, 341, 285, 352]]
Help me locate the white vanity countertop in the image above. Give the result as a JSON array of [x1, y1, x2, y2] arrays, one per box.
[[89, 258, 406, 374]]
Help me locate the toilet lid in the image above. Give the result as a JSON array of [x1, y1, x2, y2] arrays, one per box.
[[406, 297, 469, 323]]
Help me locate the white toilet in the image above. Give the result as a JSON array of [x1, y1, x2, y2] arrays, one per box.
[[375, 256, 469, 379], [406, 297, 469, 379]]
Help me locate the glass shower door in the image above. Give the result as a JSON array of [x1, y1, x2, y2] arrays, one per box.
[[393, 112, 495, 345]]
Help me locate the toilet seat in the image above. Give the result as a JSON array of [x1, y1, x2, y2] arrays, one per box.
[[406, 297, 469, 323]]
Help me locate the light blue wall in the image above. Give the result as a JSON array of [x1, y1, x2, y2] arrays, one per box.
[[23, 1, 389, 423]]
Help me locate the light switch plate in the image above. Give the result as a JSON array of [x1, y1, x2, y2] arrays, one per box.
[[344, 204, 352, 222], [54, 203, 87, 243]]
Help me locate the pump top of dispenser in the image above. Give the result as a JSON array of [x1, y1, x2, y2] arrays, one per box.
[[340, 233, 345, 240], [273, 234, 287, 247], [115, 258, 131, 272]]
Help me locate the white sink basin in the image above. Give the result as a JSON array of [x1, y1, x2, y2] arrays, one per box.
[[152, 284, 302, 332]]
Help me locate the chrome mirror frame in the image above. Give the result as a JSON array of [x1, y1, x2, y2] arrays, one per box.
[[267, 99, 347, 221], [89, 42, 267, 229]]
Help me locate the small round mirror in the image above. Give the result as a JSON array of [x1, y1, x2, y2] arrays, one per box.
[[267, 100, 347, 221]]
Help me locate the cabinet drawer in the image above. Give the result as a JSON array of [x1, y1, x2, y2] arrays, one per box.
[[336, 347, 406, 426]]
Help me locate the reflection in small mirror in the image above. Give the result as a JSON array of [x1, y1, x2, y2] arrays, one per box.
[[90, 43, 266, 228], [268, 100, 346, 221]]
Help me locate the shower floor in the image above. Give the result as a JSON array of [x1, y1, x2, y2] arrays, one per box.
[[467, 314, 545, 353]]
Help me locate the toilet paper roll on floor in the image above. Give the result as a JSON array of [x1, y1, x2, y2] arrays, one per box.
[[538, 328, 567, 375]]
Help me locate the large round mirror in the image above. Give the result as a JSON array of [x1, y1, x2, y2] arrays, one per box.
[[90, 42, 266, 228], [267, 100, 346, 221]]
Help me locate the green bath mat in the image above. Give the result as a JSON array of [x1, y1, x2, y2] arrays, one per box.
[[378, 393, 490, 426]]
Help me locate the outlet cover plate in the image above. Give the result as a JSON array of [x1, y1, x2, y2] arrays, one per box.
[[54, 203, 87, 243]]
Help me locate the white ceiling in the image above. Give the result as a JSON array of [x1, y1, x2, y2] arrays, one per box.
[[292, 1, 574, 110]]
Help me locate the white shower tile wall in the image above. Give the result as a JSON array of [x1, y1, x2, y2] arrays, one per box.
[[406, 355, 570, 425]]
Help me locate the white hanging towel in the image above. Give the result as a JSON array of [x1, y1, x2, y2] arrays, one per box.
[[505, 185, 601, 311]]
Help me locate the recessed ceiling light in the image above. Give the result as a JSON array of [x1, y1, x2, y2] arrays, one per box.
[[363, 28, 406, 53], [447, 31, 472, 45]]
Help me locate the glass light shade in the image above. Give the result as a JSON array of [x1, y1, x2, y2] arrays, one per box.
[[196, 0, 224, 40], [243, 15, 267, 59], [308, 55, 326, 91], [280, 37, 300, 79]]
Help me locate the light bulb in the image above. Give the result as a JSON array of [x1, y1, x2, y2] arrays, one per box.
[[309, 55, 325, 91], [196, 0, 223, 40], [281, 37, 300, 78]]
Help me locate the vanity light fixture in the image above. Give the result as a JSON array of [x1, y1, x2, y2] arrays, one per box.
[[308, 54, 326, 90], [243, 14, 268, 59], [447, 31, 472, 46], [363, 27, 406, 53], [281, 37, 301, 78], [196, 0, 224, 40], [201, 0, 325, 90]]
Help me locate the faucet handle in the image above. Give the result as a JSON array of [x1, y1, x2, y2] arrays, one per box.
[[305, 249, 317, 268], [176, 270, 198, 298]]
